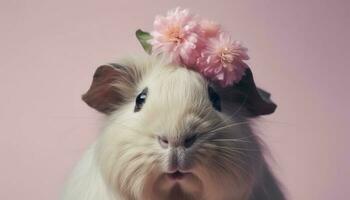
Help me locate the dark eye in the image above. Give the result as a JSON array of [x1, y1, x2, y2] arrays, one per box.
[[208, 86, 221, 111], [134, 87, 148, 112]]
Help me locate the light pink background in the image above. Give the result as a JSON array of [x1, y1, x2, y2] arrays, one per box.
[[1, 0, 349, 199]]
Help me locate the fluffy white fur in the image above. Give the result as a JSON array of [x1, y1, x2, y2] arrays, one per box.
[[62, 56, 285, 200]]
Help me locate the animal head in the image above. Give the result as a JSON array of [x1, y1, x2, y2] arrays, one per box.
[[82, 56, 276, 200]]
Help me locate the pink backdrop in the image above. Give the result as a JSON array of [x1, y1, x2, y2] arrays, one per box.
[[1, 0, 349, 199]]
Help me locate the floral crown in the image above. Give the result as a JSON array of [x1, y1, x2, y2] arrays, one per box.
[[135, 7, 277, 115]]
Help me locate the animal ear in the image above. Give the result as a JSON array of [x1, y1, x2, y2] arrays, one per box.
[[235, 67, 277, 116], [82, 64, 137, 114], [217, 62, 277, 116]]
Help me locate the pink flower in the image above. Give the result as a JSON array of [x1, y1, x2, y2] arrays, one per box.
[[150, 8, 204, 67], [197, 33, 250, 87], [200, 20, 221, 38], [147, 8, 250, 87]]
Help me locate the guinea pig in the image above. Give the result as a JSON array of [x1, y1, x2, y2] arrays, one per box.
[[62, 56, 286, 200]]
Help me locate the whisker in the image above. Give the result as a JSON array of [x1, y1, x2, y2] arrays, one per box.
[[212, 146, 261, 163], [215, 152, 252, 179], [207, 121, 251, 135], [214, 145, 260, 152], [210, 138, 251, 143], [230, 93, 249, 118]]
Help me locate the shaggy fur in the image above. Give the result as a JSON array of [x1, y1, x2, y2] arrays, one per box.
[[62, 56, 285, 200]]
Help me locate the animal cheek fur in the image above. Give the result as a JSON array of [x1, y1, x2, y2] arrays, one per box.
[[95, 129, 160, 198], [196, 142, 257, 187]]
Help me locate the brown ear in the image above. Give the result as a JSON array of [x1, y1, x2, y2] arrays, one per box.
[[217, 62, 277, 116], [82, 64, 136, 114]]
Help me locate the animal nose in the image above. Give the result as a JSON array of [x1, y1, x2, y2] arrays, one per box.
[[158, 135, 197, 149]]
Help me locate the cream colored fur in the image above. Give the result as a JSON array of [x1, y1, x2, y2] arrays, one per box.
[[62, 56, 284, 200]]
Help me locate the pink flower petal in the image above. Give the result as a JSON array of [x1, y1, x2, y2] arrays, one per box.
[[149, 8, 250, 87]]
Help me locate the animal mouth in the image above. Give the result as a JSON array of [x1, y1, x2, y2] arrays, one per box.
[[166, 170, 189, 180]]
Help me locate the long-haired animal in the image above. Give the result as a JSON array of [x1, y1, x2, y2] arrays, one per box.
[[62, 56, 286, 200]]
